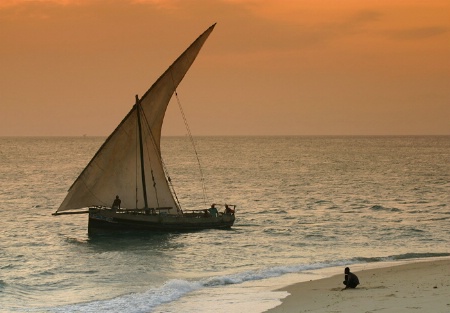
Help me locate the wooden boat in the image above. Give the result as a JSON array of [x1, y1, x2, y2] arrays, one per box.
[[53, 24, 236, 232]]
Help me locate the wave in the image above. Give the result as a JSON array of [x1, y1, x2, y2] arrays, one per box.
[[370, 205, 401, 212], [354, 252, 450, 263], [37, 252, 449, 313], [39, 262, 345, 313]]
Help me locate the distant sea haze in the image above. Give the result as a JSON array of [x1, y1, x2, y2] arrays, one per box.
[[1, 136, 449, 312]]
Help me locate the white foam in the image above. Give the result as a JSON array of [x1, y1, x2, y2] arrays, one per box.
[[44, 261, 349, 313], [43, 257, 450, 313]]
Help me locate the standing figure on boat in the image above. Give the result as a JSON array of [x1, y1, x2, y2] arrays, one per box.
[[225, 204, 235, 215], [112, 195, 121, 212], [208, 204, 218, 217]]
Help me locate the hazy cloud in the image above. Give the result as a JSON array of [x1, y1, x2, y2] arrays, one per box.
[[1, 0, 449, 135], [386, 26, 448, 40]]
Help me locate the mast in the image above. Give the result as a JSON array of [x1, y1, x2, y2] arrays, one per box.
[[136, 95, 149, 209]]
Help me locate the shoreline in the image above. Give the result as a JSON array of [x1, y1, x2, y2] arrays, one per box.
[[264, 257, 450, 313]]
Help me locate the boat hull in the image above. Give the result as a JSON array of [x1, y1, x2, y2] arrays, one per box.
[[88, 208, 235, 232]]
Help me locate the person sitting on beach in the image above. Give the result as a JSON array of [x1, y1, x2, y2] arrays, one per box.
[[343, 267, 359, 289], [112, 195, 121, 211]]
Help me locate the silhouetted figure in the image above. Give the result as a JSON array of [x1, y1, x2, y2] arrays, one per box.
[[225, 204, 235, 215], [208, 204, 218, 217], [343, 267, 359, 289], [112, 195, 121, 211]]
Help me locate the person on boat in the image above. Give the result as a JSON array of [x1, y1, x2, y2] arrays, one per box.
[[111, 195, 121, 212], [208, 204, 218, 217], [343, 267, 359, 289], [225, 204, 235, 215]]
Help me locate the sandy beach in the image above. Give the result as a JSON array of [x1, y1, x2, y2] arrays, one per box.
[[265, 258, 450, 313]]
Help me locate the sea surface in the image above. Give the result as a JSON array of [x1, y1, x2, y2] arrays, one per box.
[[1, 136, 449, 312]]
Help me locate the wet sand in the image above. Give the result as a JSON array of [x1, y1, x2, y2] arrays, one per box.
[[265, 258, 450, 313]]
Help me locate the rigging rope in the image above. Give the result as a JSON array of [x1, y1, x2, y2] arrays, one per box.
[[135, 108, 139, 209], [139, 102, 183, 211], [173, 89, 208, 206], [138, 103, 160, 208]]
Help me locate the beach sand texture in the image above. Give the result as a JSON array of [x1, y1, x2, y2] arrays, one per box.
[[265, 259, 450, 313]]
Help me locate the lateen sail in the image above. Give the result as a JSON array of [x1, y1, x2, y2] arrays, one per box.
[[57, 24, 216, 214]]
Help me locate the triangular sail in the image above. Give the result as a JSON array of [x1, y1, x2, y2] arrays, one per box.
[[57, 24, 216, 214]]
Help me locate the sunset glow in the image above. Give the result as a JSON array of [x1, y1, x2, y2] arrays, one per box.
[[1, 0, 449, 135]]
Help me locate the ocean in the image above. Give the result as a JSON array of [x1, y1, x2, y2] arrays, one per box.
[[1, 136, 449, 312]]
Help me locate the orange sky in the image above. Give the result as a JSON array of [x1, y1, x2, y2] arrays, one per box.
[[1, 0, 449, 136]]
